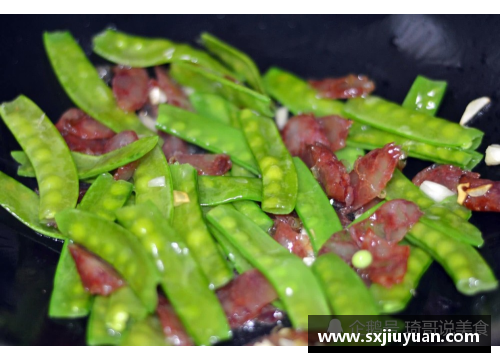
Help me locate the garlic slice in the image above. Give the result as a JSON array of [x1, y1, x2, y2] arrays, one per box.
[[467, 184, 492, 197], [485, 144, 500, 166], [147, 176, 166, 187], [420, 180, 455, 202], [460, 97, 490, 126], [275, 107, 289, 130]]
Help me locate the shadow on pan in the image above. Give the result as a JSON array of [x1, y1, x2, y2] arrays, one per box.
[[0, 14, 499, 345]]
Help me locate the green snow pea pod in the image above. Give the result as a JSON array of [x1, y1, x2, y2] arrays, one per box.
[[347, 123, 483, 170], [121, 316, 169, 346], [200, 32, 266, 94], [12, 136, 159, 180], [198, 176, 263, 206], [133, 146, 174, 222], [49, 239, 91, 318], [87, 296, 122, 346], [0, 96, 78, 223], [116, 202, 231, 345], [156, 104, 259, 174], [44, 31, 153, 137], [293, 158, 342, 252], [78, 173, 133, 221], [0, 171, 63, 239], [406, 222, 497, 295], [262, 67, 344, 117], [170, 164, 233, 289], [239, 110, 298, 214], [208, 223, 253, 274], [93, 29, 235, 77], [206, 205, 331, 329], [312, 253, 379, 315], [343, 96, 483, 150], [170, 62, 273, 117], [403, 75, 447, 116], [370, 244, 432, 314], [334, 146, 365, 172], [440, 195, 471, 220], [189, 92, 240, 127], [55, 209, 158, 311], [384, 169, 437, 210]]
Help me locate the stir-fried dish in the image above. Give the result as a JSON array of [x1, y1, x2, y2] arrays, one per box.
[[0, 29, 498, 346]]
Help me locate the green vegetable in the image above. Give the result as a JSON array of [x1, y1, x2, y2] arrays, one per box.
[[312, 253, 379, 315], [121, 316, 169, 346], [170, 164, 233, 289], [44, 31, 153, 137], [156, 104, 259, 175], [231, 200, 273, 232], [208, 223, 253, 274], [170, 62, 273, 117], [189, 92, 240, 127], [343, 96, 483, 150], [198, 176, 263, 206], [133, 146, 174, 222], [201, 32, 266, 93], [402, 75, 447, 116], [334, 146, 365, 172], [349, 200, 386, 227], [351, 250, 373, 269], [293, 157, 342, 252], [263, 67, 344, 116], [55, 209, 158, 312], [87, 296, 122, 346], [49, 240, 91, 318], [240, 110, 298, 214], [78, 173, 133, 221], [93, 29, 235, 77], [439, 195, 471, 220], [116, 202, 231, 345], [206, 205, 331, 329]]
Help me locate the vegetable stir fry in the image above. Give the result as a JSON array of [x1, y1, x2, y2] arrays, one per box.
[[0, 29, 498, 346]]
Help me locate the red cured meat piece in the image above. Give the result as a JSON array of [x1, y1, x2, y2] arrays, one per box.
[[160, 132, 190, 159], [156, 295, 193, 346], [281, 114, 331, 157], [459, 176, 500, 212], [170, 153, 232, 176], [316, 115, 353, 152], [154, 67, 191, 110], [309, 74, 375, 99], [112, 67, 149, 112], [103, 130, 140, 180], [271, 215, 313, 258], [412, 164, 480, 192]]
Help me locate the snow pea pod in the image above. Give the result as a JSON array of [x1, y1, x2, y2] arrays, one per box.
[[121, 316, 169, 346], [55, 209, 158, 311], [87, 296, 122, 346], [49, 239, 91, 318], [334, 146, 365, 172], [206, 205, 331, 329], [198, 176, 263, 206], [293, 158, 342, 252], [0, 171, 63, 239], [406, 222, 497, 295], [93, 29, 235, 77], [170, 62, 273, 117], [189, 92, 240, 127], [343, 96, 483, 150], [347, 122, 482, 170], [312, 253, 379, 315], [262, 67, 344, 116], [240, 110, 298, 214], [0, 96, 79, 223], [201, 32, 266, 94], [78, 173, 133, 221], [133, 146, 174, 222], [44, 31, 153, 137], [370, 244, 432, 314], [440, 195, 471, 220], [156, 104, 259, 174], [403, 75, 447, 116], [208, 223, 253, 274], [116, 202, 231, 345], [12, 136, 159, 180], [170, 164, 233, 289]]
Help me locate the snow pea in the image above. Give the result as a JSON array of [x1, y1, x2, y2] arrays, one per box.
[[93, 29, 235, 77], [169, 164, 233, 289], [170, 62, 273, 117], [262, 67, 344, 117], [189, 92, 240, 127], [121, 316, 169, 346], [133, 146, 174, 222], [343, 96, 483, 150], [240, 110, 298, 214], [156, 104, 259, 174], [406, 222, 497, 295], [12, 136, 159, 180], [198, 176, 263, 206], [0, 96, 78, 223], [293, 158, 342, 252], [206, 205, 331, 329], [347, 122, 483, 170], [55, 209, 158, 311], [49, 239, 91, 318], [312, 253, 379, 315], [78, 173, 133, 221], [334, 146, 365, 172], [87, 296, 122, 346], [403, 75, 447, 116], [440, 195, 471, 220], [208, 223, 253, 274], [201, 32, 266, 94], [116, 202, 231, 345], [0, 171, 63, 239], [44, 31, 153, 137], [370, 244, 432, 314]]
